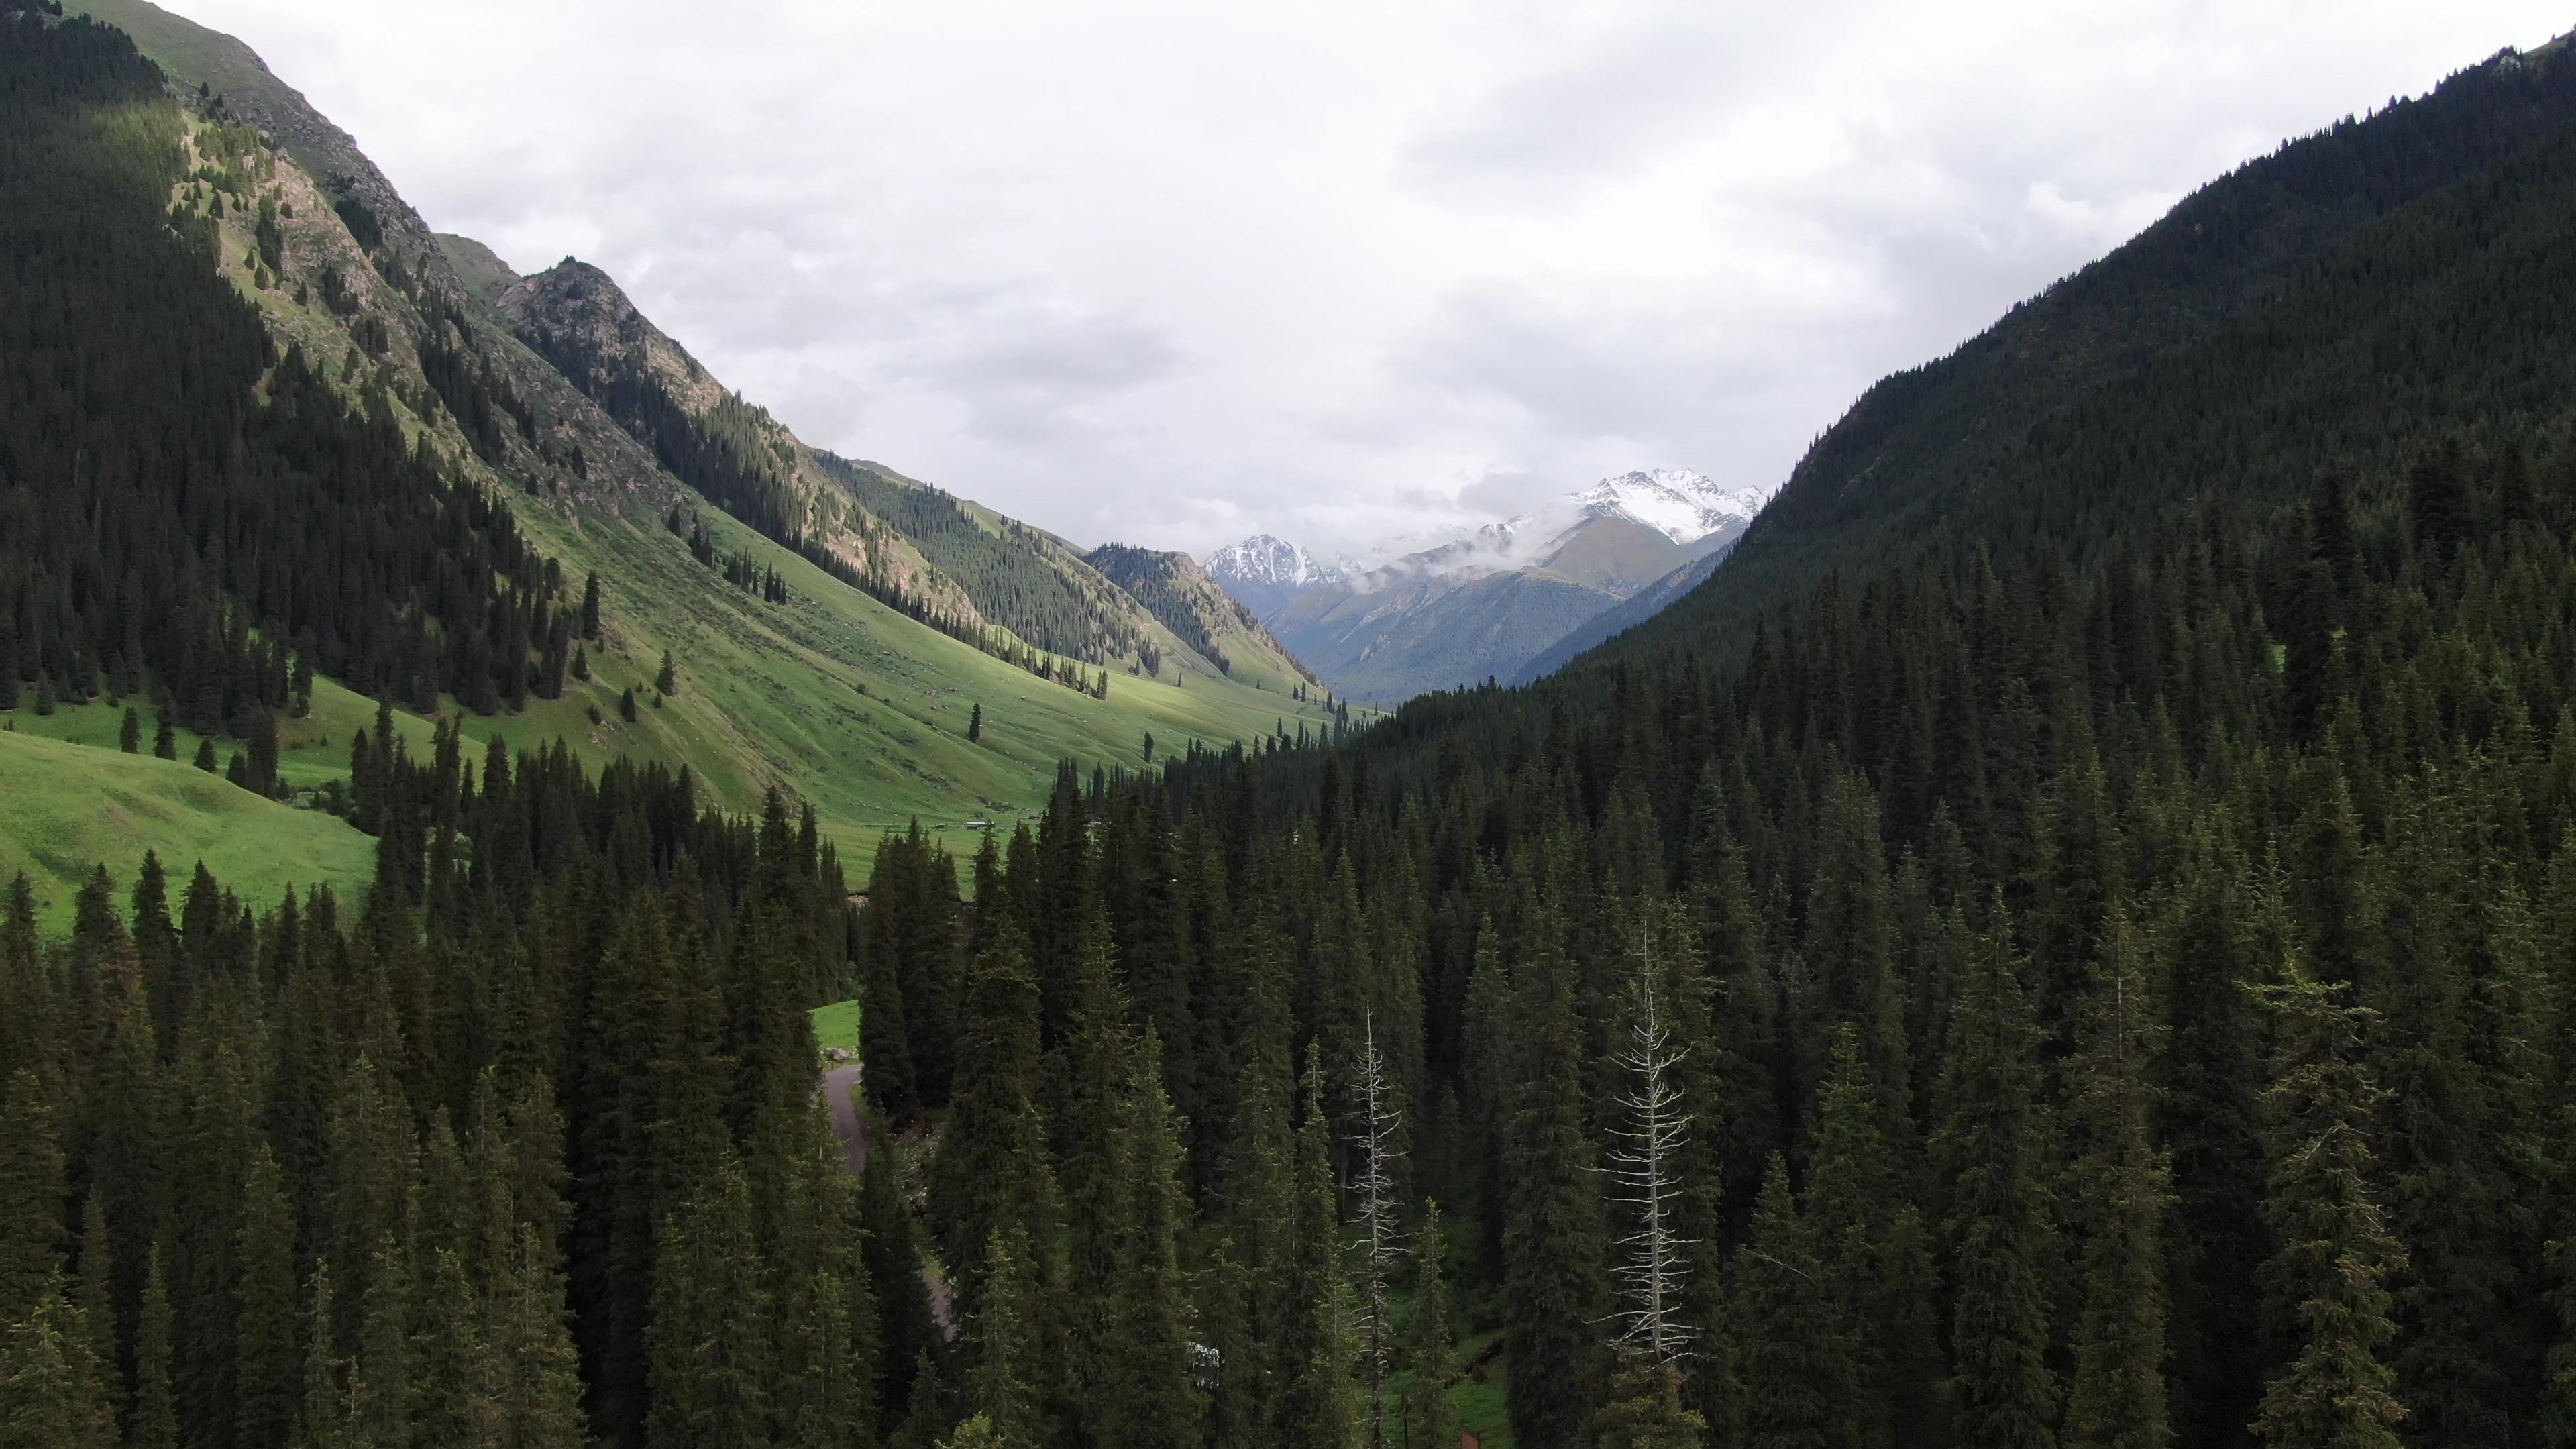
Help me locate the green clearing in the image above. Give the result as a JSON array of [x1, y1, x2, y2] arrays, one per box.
[[810, 998, 861, 1058], [0, 726, 376, 932]]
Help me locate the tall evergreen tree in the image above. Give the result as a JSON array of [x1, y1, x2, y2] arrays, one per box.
[[1503, 926, 1609, 1449], [2063, 910, 2173, 1449], [2249, 971, 2409, 1449], [645, 1156, 773, 1449], [1931, 902, 2058, 1449]]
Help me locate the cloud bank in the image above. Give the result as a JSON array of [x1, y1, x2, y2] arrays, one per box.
[[169, 0, 2565, 555]]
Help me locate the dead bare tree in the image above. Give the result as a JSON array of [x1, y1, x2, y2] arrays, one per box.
[[1348, 1008, 1406, 1449], [1604, 934, 1697, 1365]]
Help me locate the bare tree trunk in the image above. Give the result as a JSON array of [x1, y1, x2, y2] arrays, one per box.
[[1350, 1008, 1406, 1449]]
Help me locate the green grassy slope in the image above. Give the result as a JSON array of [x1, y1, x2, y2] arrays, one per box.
[[8, 0, 1343, 889], [0, 728, 375, 931], [12, 484, 1334, 878]]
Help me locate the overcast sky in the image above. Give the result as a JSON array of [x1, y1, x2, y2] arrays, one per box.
[[165, 1, 2566, 557]]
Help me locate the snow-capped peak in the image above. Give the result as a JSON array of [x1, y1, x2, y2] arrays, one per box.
[[1206, 534, 1349, 589], [1558, 468, 1773, 547]]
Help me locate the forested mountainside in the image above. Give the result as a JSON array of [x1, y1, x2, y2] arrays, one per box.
[[1080, 543, 1318, 694], [1569, 33, 2576, 686], [13, 9, 2576, 1449], [1513, 537, 1738, 684]]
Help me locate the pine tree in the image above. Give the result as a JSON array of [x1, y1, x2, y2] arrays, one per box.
[[0, 1272, 118, 1449], [961, 1226, 1042, 1449], [1401, 1203, 1458, 1449], [1504, 928, 1609, 1449], [152, 712, 175, 759], [2249, 971, 2408, 1449], [581, 572, 601, 640], [1805, 1026, 1937, 1449], [1733, 1155, 1853, 1449], [0, 1071, 64, 1318], [2063, 910, 2173, 1449], [195, 736, 217, 771], [1931, 902, 2057, 1449], [300, 1260, 357, 1449], [1097, 1030, 1201, 1449], [646, 1155, 774, 1449], [492, 1223, 588, 1449], [1277, 1046, 1353, 1449], [409, 1248, 495, 1448], [1588, 1358, 1709, 1449], [235, 1144, 300, 1449], [133, 1244, 180, 1449], [620, 687, 638, 722], [120, 706, 140, 753], [928, 919, 1052, 1307], [967, 703, 981, 743], [655, 651, 676, 696]]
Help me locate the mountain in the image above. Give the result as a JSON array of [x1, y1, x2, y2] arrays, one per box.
[[1221, 468, 1768, 702], [1207, 533, 1352, 616], [1081, 545, 1317, 692], [1509, 534, 1739, 684], [3, 0, 1344, 904], [1556, 37, 2576, 687]]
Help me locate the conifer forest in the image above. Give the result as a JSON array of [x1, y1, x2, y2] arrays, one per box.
[[14, 6, 2576, 1449]]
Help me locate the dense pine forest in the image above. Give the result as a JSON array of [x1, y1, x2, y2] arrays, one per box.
[[16, 7, 2576, 1449]]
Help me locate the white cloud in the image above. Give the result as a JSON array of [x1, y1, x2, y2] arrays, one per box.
[[162, 0, 2571, 557]]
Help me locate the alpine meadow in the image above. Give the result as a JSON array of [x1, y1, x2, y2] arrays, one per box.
[[10, 5, 2576, 1449]]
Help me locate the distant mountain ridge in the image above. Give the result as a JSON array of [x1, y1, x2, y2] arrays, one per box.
[[1209, 468, 1771, 702], [1205, 535, 1352, 616]]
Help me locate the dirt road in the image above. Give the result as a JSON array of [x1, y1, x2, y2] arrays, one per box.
[[821, 1063, 868, 1173]]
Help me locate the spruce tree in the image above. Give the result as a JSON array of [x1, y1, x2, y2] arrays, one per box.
[[490, 1219, 589, 1448], [152, 712, 175, 759], [1097, 1031, 1201, 1449], [646, 1155, 774, 1449], [1503, 929, 1609, 1449], [655, 651, 676, 697], [234, 1144, 299, 1449], [119, 706, 140, 753], [927, 919, 1053, 1307], [1276, 1046, 1352, 1449], [2063, 910, 2172, 1449], [1401, 1203, 1458, 1449], [1931, 903, 2058, 1449], [961, 1226, 1042, 1449], [967, 703, 981, 743], [0, 1272, 118, 1449], [133, 1245, 180, 1449], [0, 1071, 64, 1317], [2249, 971, 2408, 1449], [1733, 1155, 1853, 1448]]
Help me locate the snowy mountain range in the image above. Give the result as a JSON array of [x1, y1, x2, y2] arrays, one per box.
[[1207, 468, 1774, 702], [1204, 535, 1352, 616]]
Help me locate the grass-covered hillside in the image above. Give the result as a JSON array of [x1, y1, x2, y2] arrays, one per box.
[[9, 0, 1343, 898], [0, 728, 374, 930]]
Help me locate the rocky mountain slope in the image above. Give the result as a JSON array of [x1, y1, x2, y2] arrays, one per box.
[[1216, 468, 1768, 702], [1207, 535, 1352, 616]]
